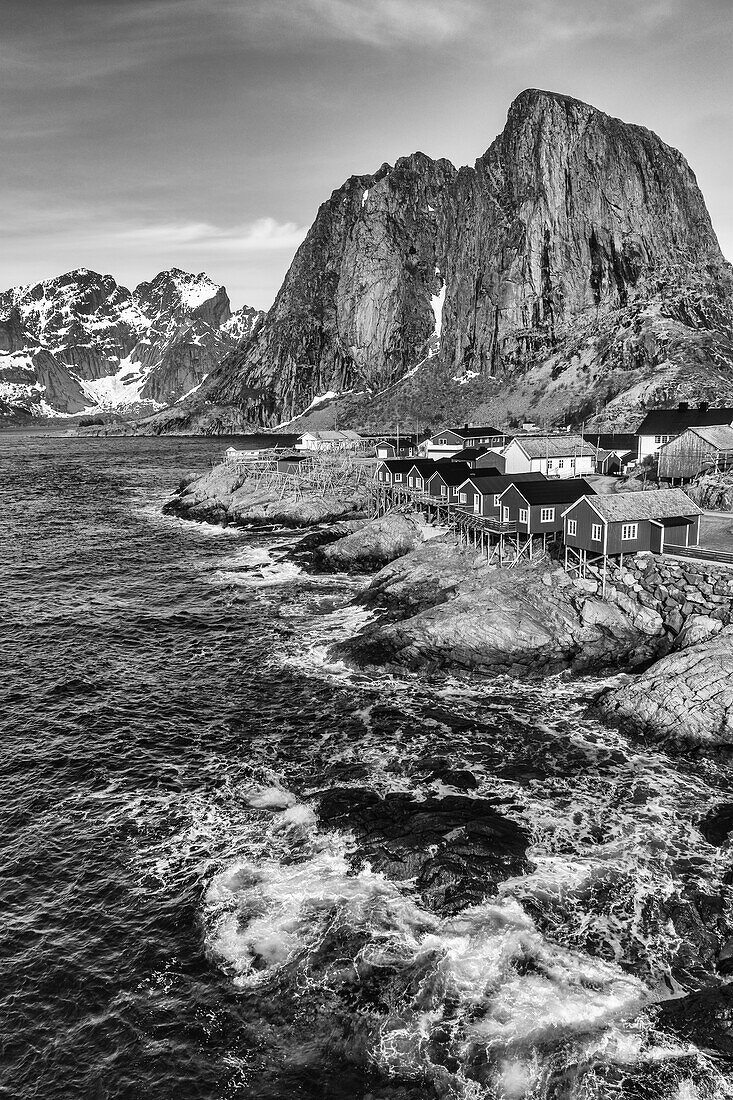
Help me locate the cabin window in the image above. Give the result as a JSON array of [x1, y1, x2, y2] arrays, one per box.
[[654, 435, 670, 445], [502, 506, 510, 522], [493, 494, 501, 507], [459, 492, 467, 504], [558, 459, 564, 469], [451, 488, 458, 499], [547, 459, 553, 469], [415, 478, 423, 490], [519, 508, 528, 524], [473, 497, 480, 513], [439, 437, 448, 444], [408, 477, 414, 487], [622, 523, 638, 541], [570, 458, 575, 468], [440, 485, 447, 497], [540, 507, 555, 523], [591, 523, 602, 541], [394, 473, 402, 483], [567, 519, 577, 536]]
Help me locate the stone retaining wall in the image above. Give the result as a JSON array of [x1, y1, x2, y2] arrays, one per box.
[[578, 552, 733, 643]]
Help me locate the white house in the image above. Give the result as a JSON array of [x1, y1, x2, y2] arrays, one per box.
[[635, 404, 733, 463], [295, 430, 363, 452], [502, 434, 596, 478], [420, 424, 508, 460]]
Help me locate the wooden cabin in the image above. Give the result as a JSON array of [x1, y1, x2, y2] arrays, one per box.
[[374, 436, 418, 459], [658, 425, 733, 482], [499, 479, 595, 535], [635, 404, 733, 463], [456, 472, 547, 517], [502, 435, 596, 479], [562, 489, 703, 556], [375, 458, 419, 485], [425, 462, 472, 501], [405, 460, 442, 492]]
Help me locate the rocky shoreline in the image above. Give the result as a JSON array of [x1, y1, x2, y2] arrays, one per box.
[[165, 467, 733, 747]]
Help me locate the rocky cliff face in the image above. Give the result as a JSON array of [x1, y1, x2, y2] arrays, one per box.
[[210, 154, 457, 422], [199, 89, 733, 430], [0, 268, 263, 420]]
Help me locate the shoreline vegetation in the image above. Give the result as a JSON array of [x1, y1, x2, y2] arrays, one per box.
[[164, 461, 733, 748]]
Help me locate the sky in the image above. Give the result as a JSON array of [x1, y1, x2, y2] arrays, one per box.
[[1, 0, 731, 310]]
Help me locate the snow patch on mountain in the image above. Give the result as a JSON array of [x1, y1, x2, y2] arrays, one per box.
[[0, 268, 264, 419]]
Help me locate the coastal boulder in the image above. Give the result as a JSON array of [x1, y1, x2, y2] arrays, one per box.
[[341, 549, 665, 675], [592, 626, 733, 745], [318, 513, 428, 572]]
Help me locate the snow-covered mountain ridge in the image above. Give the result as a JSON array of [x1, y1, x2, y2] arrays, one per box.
[[0, 267, 262, 421]]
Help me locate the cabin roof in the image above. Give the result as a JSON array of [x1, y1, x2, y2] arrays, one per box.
[[504, 478, 596, 505], [301, 429, 362, 441], [427, 462, 472, 485], [509, 433, 596, 459], [450, 446, 490, 461], [573, 488, 702, 522], [380, 458, 421, 471], [432, 424, 505, 440], [636, 407, 733, 435], [583, 432, 638, 452], [685, 425, 733, 450], [407, 459, 442, 475], [458, 472, 547, 494], [460, 470, 545, 492], [375, 435, 419, 446]]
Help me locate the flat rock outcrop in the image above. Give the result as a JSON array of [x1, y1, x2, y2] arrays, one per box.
[[592, 626, 733, 746], [163, 462, 368, 529], [340, 545, 666, 675]]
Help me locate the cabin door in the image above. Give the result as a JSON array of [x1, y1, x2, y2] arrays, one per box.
[[650, 524, 663, 553], [473, 496, 480, 514]]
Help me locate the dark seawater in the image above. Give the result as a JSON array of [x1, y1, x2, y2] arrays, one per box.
[[2, 431, 733, 1100]]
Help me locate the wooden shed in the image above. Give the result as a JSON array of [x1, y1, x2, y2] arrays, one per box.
[[658, 425, 733, 482], [562, 488, 702, 558]]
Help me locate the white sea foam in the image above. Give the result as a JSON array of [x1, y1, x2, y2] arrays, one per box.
[[243, 787, 297, 810]]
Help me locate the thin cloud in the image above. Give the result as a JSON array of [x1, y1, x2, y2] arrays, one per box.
[[113, 217, 309, 252], [244, 0, 484, 47]]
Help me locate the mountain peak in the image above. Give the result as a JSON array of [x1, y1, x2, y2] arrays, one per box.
[[203, 90, 731, 432]]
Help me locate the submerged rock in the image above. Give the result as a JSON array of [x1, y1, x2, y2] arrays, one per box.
[[656, 982, 733, 1059], [592, 626, 733, 746], [318, 787, 529, 914]]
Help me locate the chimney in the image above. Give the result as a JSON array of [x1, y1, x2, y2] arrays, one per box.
[[678, 401, 689, 411], [699, 401, 709, 412]]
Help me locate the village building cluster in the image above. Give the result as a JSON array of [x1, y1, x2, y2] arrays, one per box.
[[225, 401, 733, 569]]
